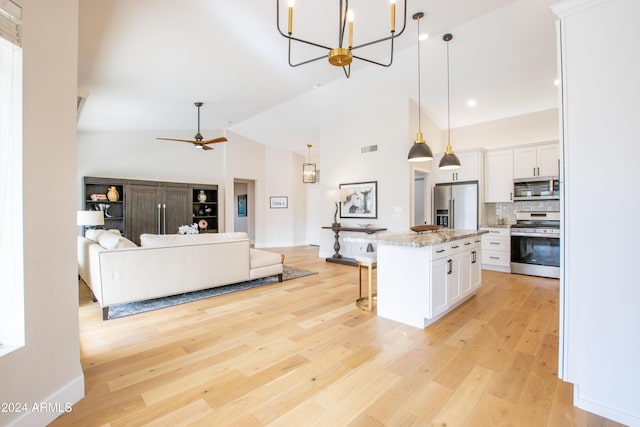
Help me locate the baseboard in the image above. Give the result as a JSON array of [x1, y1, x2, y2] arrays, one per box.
[[574, 385, 640, 427], [9, 374, 84, 427], [481, 264, 511, 273], [255, 241, 296, 248]]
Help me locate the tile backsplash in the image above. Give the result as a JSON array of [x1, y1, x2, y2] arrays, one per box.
[[484, 200, 560, 225]]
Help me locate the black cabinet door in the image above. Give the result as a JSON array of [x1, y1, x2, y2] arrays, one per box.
[[126, 184, 161, 245]]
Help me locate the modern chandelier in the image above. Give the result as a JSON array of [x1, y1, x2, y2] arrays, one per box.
[[407, 12, 433, 163], [276, 0, 408, 78], [303, 144, 317, 183]]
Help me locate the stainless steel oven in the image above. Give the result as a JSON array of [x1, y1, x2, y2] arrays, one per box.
[[510, 211, 560, 279]]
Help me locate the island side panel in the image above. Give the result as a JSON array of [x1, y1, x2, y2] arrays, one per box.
[[377, 244, 430, 329]]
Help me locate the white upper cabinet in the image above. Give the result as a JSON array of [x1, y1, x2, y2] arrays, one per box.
[[484, 148, 513, 203], [513, 143, 559, 179], [434, 149, 482, 183]]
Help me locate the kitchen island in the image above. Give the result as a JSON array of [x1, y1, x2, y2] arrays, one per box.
[[374, 229, 488, 329]]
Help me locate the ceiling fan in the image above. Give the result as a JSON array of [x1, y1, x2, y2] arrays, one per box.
[[157, 102, 228, 150]]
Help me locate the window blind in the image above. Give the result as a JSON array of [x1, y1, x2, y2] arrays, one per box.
[[0, 0, 21, 47]]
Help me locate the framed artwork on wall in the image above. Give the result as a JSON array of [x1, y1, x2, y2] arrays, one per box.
[[339, 181, 377, 219], [269, 196, 288, 209], [237, 194, 247, 217]]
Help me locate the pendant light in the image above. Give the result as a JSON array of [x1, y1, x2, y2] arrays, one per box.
[[303, 144, 317, 183], [439, 33, 461, 170], [407, 12, 433, 162]]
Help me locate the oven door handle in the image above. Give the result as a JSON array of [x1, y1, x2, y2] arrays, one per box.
[[511, 231, 560, 238]]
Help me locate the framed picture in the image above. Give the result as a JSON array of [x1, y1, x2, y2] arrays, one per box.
[[270, 196, 288, 209], [237, 194, 247, 217], [340, 181, 377, 219]]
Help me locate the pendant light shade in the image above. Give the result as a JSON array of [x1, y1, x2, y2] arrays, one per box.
[[439, 150, 461, 170], [407, 12, 433, 163], [303, 144, 317, 183], [439, 33, 461, 170], [408, 132, 433, 161]]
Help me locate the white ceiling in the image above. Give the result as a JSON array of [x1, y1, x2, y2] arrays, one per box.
[[78, 0, 560, 155]]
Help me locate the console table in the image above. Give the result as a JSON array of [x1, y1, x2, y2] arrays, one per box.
[[322, 226, 387, 266]]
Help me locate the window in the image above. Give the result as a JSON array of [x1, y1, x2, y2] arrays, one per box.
[[0, 0, 23, 356]]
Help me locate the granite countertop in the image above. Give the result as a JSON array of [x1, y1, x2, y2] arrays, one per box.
[[373, 229, 489, 248], [479, 224, 513, 229]]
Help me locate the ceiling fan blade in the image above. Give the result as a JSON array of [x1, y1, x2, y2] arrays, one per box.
[[156, 137, 198, 144], [157, 103, 226, 147], [201, 137, 228, 144]]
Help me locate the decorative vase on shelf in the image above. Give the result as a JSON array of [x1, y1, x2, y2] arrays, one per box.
[[106, 186, 119, 202], [197, 190, 207, 203]]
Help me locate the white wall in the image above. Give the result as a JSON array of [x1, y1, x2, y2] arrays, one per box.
[[0, 1, 85, 426], [554, 0, 640, 425], [318, 97, 411, 258], [77, 130, 227, 184], [448, 108, 559, 150]]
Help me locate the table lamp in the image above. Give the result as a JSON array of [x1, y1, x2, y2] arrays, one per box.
[[77, 210, 104, 231], [326, 188, 348, 227]]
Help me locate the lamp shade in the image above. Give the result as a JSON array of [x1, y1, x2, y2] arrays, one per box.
[[77, 210, 104, 226], [408, 141, 433, 162], [326, 188, 348, 202], [438, 152, 461, 170]]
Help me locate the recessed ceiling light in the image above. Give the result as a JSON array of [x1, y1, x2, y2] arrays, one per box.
[[553, 79, 559, 86], [312, 83, 322, 89], [466, 99, 477, 107], [418, 33, 429, 41]]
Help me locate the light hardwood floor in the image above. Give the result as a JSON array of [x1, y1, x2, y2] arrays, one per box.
[[51, 246, 623, 427]]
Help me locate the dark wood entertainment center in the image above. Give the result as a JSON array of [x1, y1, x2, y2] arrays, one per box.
[[84, 176, 219, 245]]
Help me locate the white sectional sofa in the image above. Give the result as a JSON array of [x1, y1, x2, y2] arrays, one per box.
[[77, 230, 284, 320]]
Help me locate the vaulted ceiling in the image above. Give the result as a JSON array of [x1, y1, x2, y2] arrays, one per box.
[[78, 0, 559, 155]]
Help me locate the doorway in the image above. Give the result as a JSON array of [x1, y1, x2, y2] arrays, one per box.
[[233, 179, 255, 243], [412, 169, 431, 226]]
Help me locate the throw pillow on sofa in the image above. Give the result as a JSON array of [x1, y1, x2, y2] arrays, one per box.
[[97, 232, 137, 249], [85, 228, 121, 242]]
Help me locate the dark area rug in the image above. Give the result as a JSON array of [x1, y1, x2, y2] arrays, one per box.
[[107, 266, 316, 320]]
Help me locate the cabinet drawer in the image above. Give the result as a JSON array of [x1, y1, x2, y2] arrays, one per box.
[[480, 227, 510, 237], [431, 243, 450, 259], [482, 251, 510, 267], [482, 236, 510, 251]]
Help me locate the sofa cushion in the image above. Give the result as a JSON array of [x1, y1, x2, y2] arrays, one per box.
[[97, 232, 137, 249], [85, 228, 120, 242], [140, 232, 249, 248], [250, 248, 283, 269]]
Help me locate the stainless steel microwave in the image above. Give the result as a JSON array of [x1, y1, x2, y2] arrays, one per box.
[[513, 177, 560, 200]]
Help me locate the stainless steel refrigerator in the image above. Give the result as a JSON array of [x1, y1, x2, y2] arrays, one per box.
[[434, 181, 478, 230]]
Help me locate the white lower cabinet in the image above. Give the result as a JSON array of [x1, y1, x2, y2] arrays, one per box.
[[377, 235, 483, 329], [480, 227, 510, 273], [430, 257, 450, 319], [429, 237, 481, 320]]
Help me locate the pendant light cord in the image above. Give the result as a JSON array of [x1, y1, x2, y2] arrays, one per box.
[[446, 37, 451, 148], [417, 18, 422, 133]]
